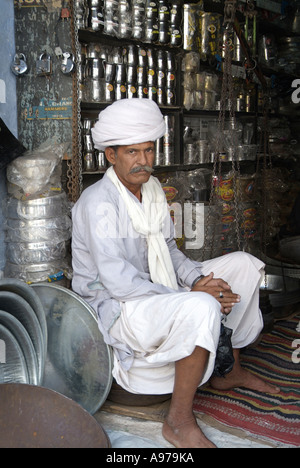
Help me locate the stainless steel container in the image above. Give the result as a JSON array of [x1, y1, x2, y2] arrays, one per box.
[[7, 241, 68, 265], [7, 193, 69, 220]]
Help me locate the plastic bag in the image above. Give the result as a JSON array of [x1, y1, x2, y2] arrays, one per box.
[[6, 140, 67, 196]]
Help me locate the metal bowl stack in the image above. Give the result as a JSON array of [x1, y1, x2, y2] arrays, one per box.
[[4, 192, 72, 283], [0, 278, 47, 386]]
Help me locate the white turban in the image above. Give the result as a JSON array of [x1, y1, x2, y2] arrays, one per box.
[[91, 99, 166, 151]]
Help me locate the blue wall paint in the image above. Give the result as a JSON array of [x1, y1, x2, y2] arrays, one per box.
[[0, 0, 17, 136], [0, 0, 17, 274]]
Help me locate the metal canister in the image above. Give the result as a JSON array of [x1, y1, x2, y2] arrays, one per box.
[[137, 46, 148, 66], [115, 63, 127, 83], [183, 3, 198, 51], [170, 26, 182, 47], [157, 69, 166, 88], [148, 86, 158, 102], [105, 82, 115, 102], [166, 71, 176, 89], [104, 62, 115, 81], [156, 50, 167, 69], [83, 134, 94, 152], [166, 89, 176, 106], [158, 0, 170, 23], [127, 84, 138, 99], [184, 143, 195, 164], [158, 23, 170, 44], [200, 12, 222, 58], [137, 65, 147, 85], [83, 151, 97, 172], [170, 2, 182, 27], [115, 83, 127, 100], [85, 57, 105, 79], [97, 151, 107, 170], [163, 114, 175, 165], [157, 87, 166, 106], [147, 67, 157, 87], [145, 20, 159, 43], [127, 65, 137, 84], [146, 0, 158, 20], [88, 6, 104, 32], [165, 50, 176, 71], [137, 85, 149, 99], [126, 44, 138, 65], [155, 138, 164, 166]]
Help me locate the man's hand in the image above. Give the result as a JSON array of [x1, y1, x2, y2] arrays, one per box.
[[191, 273, 241, 315]]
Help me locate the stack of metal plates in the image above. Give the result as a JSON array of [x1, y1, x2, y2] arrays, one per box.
[[0, 278, 47, 386], [0, 280, 113, 415]]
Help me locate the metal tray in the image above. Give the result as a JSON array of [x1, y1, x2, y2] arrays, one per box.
[[0, 291, 45, 384], [0, 384, 111, 448], [0, 310, 39, 385], [31, 284, 113, 415], [0, 324, 29, 384]]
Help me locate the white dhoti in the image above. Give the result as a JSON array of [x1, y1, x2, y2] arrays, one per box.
[[110, 252, 265, 395]]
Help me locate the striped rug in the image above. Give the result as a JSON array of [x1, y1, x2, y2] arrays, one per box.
[[193, 314, 300, 446]]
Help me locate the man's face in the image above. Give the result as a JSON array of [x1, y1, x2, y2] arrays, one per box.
[[105, 141, 155, 195]]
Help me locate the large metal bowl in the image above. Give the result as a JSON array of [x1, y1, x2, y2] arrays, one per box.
[[260, 274, 300, 308], [6, 192, 69, 220], [279, 236, 300, 264], [31, 284, 113, 415], [0, 384, 111, 448]]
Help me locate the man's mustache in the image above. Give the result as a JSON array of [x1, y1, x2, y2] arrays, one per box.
[[130, 165, 154, 174]]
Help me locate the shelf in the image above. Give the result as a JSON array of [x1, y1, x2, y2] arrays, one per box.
[[79, 29, 183, 52]]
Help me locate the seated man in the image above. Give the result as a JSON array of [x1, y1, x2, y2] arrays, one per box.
[[72, 99, 280, 448]]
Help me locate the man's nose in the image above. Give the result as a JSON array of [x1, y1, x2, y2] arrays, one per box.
[[137, 151, 149, 165]]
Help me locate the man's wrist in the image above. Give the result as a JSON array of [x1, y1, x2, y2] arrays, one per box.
[[191, 275, 205, 288]]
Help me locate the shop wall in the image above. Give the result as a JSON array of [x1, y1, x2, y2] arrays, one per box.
[[14, 0, 73, 155]]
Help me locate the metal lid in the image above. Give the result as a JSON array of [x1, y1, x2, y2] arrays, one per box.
[[31, 284, 113, 415]]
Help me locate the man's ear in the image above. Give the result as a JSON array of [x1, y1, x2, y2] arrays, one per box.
[[105, 147, 116, 165]]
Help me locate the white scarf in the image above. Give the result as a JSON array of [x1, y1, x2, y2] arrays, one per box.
[[106, 166, 178, 290]]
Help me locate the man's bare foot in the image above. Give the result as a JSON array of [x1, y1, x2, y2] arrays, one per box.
[[210, 367, 281, 394], [162, 414, 216, 449]]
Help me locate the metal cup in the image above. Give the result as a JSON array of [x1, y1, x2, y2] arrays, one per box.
[[115, 63, 127, 83], [137, 65, 147, 85], [157, 87, 166, 106], [157, 69, 166, 88], [115, 83, 127, 100], [137, 85, 148, 99], [127, 65, 137, 84], [127, 84, 138, 99]]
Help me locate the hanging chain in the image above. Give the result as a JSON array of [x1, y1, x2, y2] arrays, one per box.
[[202, 0, 245, 261], [67, 0, 83, 203]]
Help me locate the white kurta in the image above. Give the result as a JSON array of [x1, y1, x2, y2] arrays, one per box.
[[72, 174, 265, 395], [109, 252, 264, 395]]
